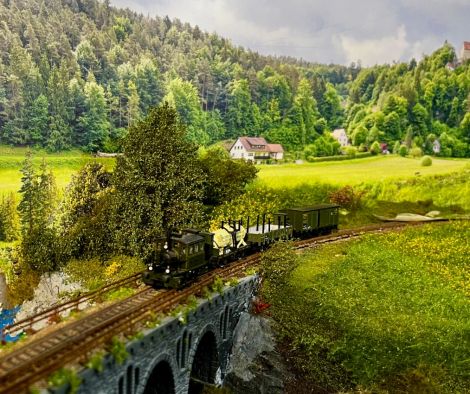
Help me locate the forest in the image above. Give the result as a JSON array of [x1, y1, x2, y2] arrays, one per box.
[[0, 0, 469, 156]]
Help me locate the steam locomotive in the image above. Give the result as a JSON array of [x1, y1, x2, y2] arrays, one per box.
[[143, 204, 339, 289]]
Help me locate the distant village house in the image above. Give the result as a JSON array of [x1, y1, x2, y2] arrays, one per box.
[[432, 139, 441, 154], [230, 137, 284, 163], [331, 128, 349, 147], [460, 41, 470, 62]]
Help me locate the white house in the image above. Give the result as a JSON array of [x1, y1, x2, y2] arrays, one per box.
[[331, 128, 349, 147], [460, 41, 470, 62], [433, 139, 441, 154], [229, 137, 284, 162]]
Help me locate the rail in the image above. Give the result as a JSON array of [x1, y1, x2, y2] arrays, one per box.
[[0, 221, 431, 393], [2, 271, 143, 338]]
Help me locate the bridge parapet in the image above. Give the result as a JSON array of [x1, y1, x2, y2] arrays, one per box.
[[49, 275, 258, 394]]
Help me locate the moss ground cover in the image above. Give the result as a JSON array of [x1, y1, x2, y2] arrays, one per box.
[[256, 156, 469, 188], [265, 221, 470, 392]]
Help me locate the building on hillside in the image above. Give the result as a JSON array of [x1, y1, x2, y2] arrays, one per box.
[[460, 41, 470, 62], [229, 137, 284, 163], [433, 139, 441, 154], [331, 128, 349, 147]]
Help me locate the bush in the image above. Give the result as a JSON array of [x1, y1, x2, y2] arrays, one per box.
[[260, 240, 298, 302], [345, 146, 358, 158], [307, 152, 371, 163], [48, 368, 81, 394], [109, 337, 128, 365], [421, 155, 432, 166], [410, 147, 423, 158], [328, 185, 366, 210], [398, 145, 408, 157], [393, 141, 401, 154], [369, 141, 381, 155]]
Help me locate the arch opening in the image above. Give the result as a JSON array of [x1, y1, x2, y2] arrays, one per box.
[[189, 331, 219, 394], [143, 360, 175, 394]]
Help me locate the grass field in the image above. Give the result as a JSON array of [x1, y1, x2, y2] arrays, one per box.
[[262, 221, 470, 392], [0, 146, 114, 196], [256, 156, 470, 187]]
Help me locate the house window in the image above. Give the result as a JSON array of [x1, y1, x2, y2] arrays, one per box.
[[248, 153, 254, 156]]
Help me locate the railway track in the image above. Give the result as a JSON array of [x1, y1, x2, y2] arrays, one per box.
[[0, 254, 259, 393], [0, 221, 428, 393], [2, 271, 144, 339]]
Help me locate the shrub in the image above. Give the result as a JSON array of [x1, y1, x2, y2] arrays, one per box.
[[86, 352, 105, 373], [410, 147, 423, 158], [398, 145, 408, 157], [48, 368, 81, 394], [421, 156, 432, 166], [393, 141, 401, 154], [109, 337, 128, 365], [328, 185, 366, 210], [345, 146, 357, 158], [369, 141, 381, 155], [307, 152, 371, 163], [260, 240, 298, 302]]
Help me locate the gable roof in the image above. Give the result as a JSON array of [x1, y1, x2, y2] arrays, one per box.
[[231, 137, 284, 153], [267, 144, 284, 153], [237, 136, 267, 151], [464, 41, 470, 51]]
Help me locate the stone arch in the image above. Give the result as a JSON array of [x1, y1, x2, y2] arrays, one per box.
[[188, 327, 220, 394], [142, 356, 176, 394]]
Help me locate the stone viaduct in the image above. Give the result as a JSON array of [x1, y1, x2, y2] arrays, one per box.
[[51, 276, 258, 394]]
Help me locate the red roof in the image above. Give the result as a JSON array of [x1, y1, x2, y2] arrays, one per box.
[[464, 41, 470, 50], [238, 137, 267, 151], [267, 144, 284, 153], [232, 137, 284, 153]]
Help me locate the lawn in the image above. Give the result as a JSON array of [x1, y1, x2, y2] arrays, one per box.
[[256, 155, 470, 188], [0, 146, 114, 196], [262, 221, 470, 392]]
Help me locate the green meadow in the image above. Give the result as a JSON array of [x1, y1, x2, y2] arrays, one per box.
[[0, 146, 114, 196], [256, 155, 470, 188], [263, 221, 470, 392]]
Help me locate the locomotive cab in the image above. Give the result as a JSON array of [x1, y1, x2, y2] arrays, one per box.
[[143, 230, 211, 288]]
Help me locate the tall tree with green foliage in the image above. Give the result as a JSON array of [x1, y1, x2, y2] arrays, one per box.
[[25, 94, 49, 145], [289, 78, 319, 146], [226, 79, 254, 138], [60, 162, 112, 259], [164, 77, 208, 145], [111, 103, 205, 260], [17, 152, 58, 272], [0, 193, 19, 242], [321, 83, 344, 129], [80, 75, 110, 151]]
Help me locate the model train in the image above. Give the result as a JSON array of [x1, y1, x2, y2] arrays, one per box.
[[143, 204, 339, 289]]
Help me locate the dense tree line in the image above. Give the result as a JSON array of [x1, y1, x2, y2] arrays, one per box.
[[0, 0, 468, 156], [0, 0, 354, 153], [345, 44, 470, 157]]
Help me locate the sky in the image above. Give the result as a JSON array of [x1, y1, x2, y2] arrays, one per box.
[[110, 0, 469, 66]]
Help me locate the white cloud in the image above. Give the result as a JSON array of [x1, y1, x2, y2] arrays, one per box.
[[110, 0, 470, 65], [339, 25, 410, 66]]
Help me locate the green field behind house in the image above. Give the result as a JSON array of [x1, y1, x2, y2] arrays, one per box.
[[1, 147, 468, 196], [0, 146, 114, 196], [264, 221, 470, 392], [256, 155, 470, 188]]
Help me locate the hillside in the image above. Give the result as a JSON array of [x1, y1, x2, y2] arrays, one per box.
[[0, 0, 468, 157], [0, 0, 355, 152]]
